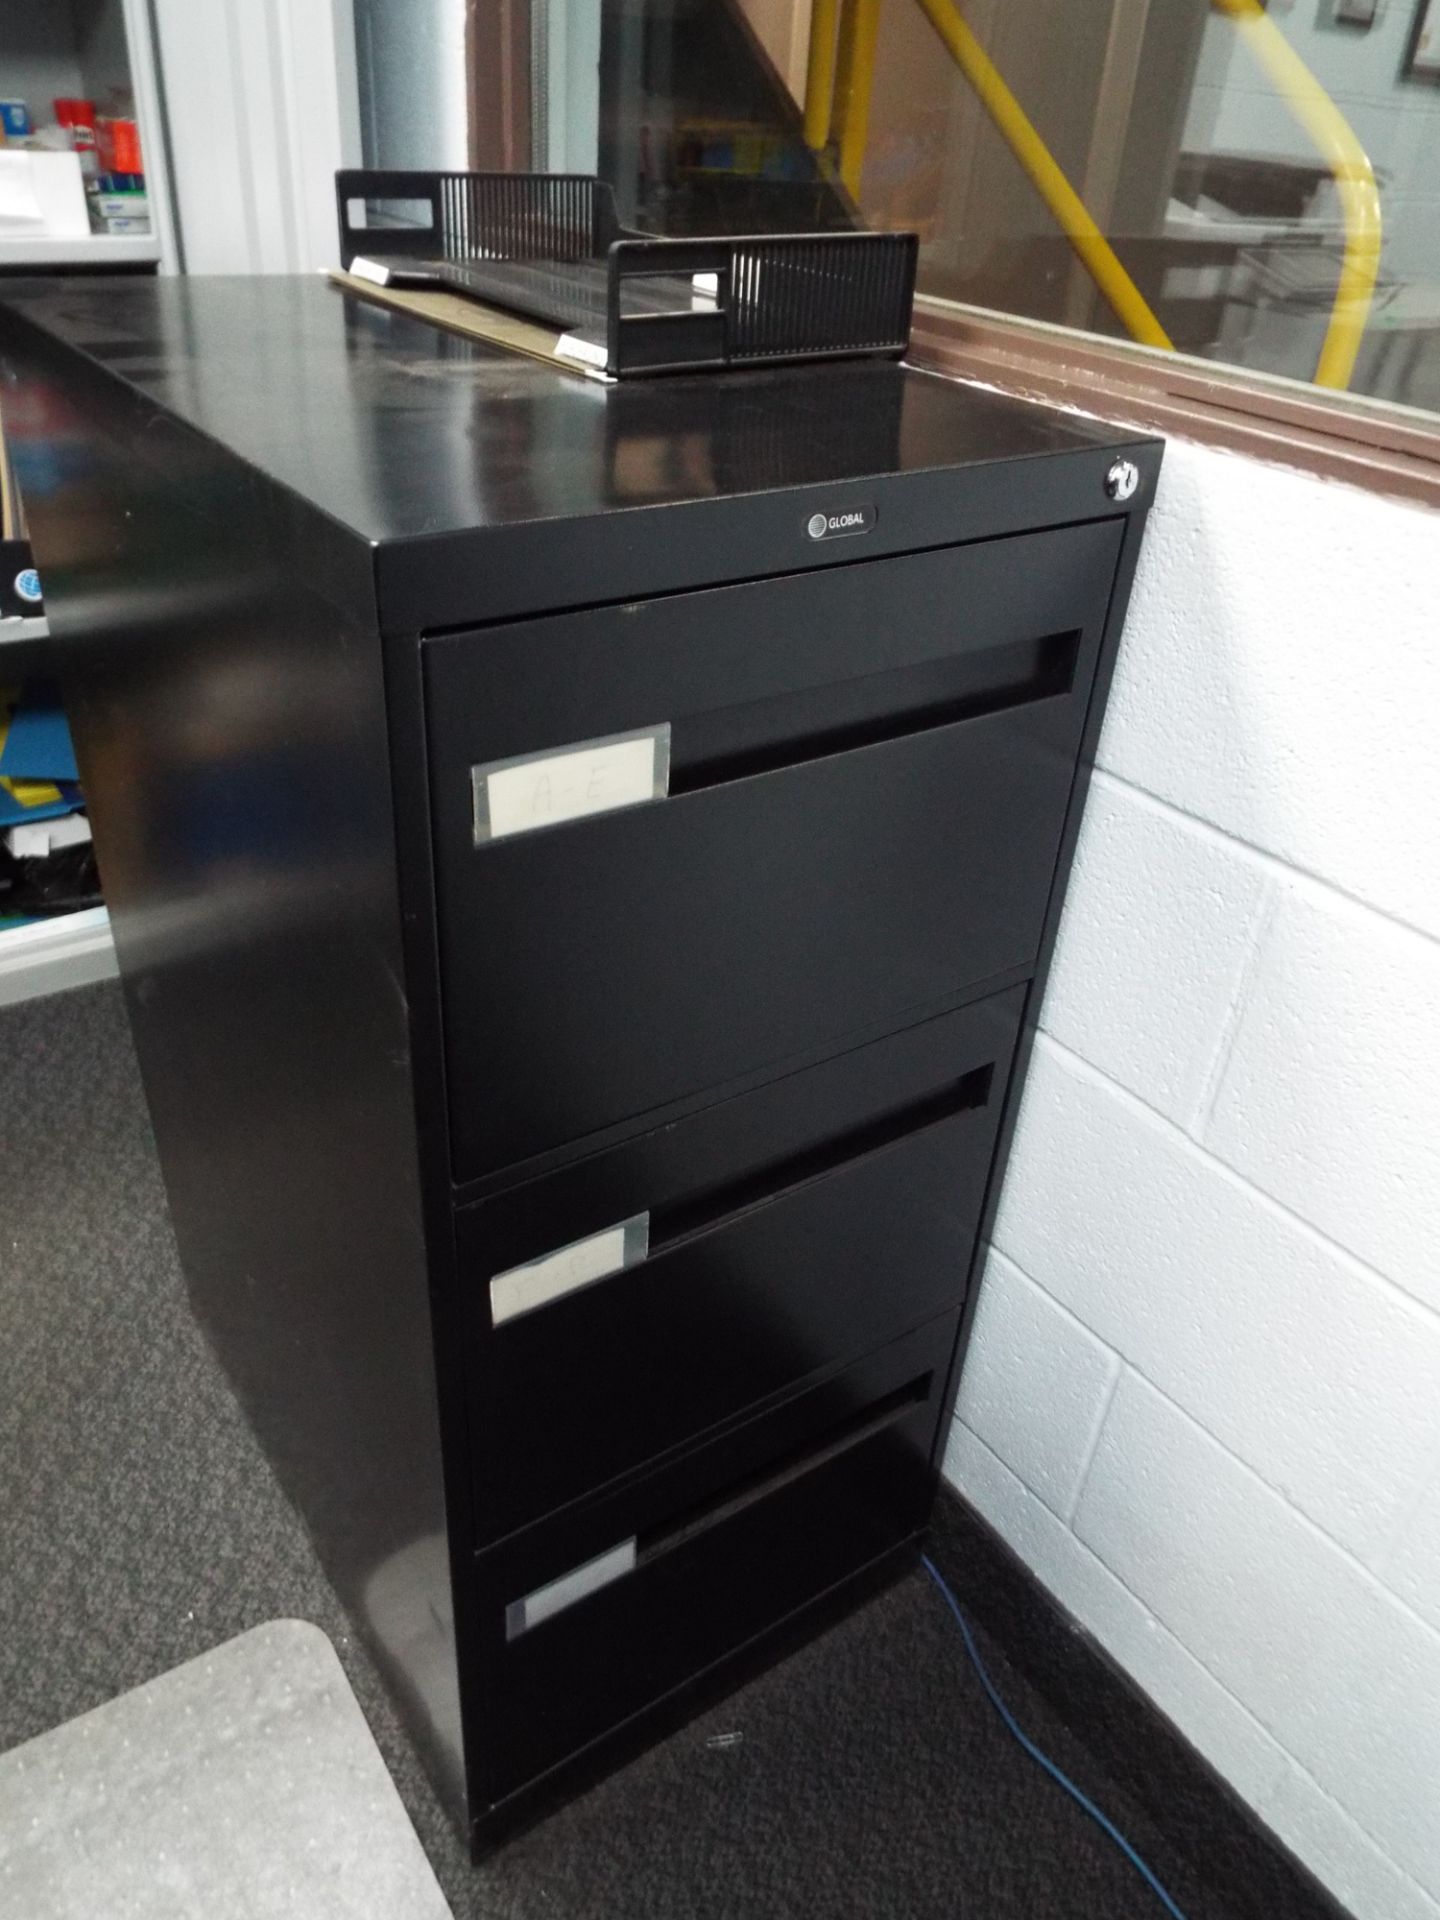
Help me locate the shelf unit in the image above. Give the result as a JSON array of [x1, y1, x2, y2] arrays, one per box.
[[0, 615, 117, 1004], [0, 7, 166, 1002], [0, 6, 359, 1004], [0, 0, 177, 275], [0, 231, 160, 270], [0, 614, 48, 651], [0, 906, 116, 1008]]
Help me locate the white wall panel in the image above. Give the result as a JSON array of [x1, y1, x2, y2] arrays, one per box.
[[945, 1422, 1295, 1818], [353, 0, 466, 171], [949, 433, 1440, 1920], [995, 1040, 1440, 1565], [1383, 1472, 1440, 1638], [1098, 442, 1440, 940], [1204, 883, 1440, 1308], [1074, 1375, 1440, 1900], [1040, 774, 1271, 1125], [950, 1427, 1440, 1920], [954, 1254, 1118, 1519], [152, 0, 358, 275]]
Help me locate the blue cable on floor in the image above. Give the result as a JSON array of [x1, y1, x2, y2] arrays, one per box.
[[921, 1554, 1190, 1920]]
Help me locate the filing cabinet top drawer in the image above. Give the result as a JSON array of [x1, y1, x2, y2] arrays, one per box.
[[426, 520, 1121, 1183]]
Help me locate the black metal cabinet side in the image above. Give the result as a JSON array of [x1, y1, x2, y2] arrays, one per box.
[[929, 483, 1163, 1493], [0, 308, 468, 1821], [376, 625, 498, 1830]]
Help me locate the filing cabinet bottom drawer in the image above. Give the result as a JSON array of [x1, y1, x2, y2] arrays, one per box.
[[467, 1315, 953, 1807]]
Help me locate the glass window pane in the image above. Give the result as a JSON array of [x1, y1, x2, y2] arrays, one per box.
[[574, 0, 1440, 419]]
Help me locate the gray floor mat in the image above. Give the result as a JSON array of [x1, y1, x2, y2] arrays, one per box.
[[0, 1620, 451, 1920]]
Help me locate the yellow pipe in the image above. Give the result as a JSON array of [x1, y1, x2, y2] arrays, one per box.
[[803, 0, 840, 151], [837, 0, 882, 199], [912, 0, 1172, 350], [1210, 0, 1380, 390], [831, 0, 859, 150], [0, 409, 15, 542]]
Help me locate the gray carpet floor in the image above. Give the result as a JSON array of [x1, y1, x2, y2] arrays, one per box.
[[0, 981, 1244, 1920]]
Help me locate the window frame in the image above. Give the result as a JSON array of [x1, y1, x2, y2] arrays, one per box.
[[464, 7, 1440, 507], [910, 295, 1440, 510]]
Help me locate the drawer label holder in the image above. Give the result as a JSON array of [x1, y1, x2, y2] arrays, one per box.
[[506, 1538, 638, 1639], [489, 1213, 651, 1327], [472, 724, 671, 844]]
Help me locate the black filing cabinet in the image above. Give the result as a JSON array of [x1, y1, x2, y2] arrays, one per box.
[[0, 276, 1160, 1854]]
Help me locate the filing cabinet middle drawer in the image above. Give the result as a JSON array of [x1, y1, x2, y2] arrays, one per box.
[[456, 988, 1022, 1547]]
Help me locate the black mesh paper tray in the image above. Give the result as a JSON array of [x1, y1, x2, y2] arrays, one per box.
[[336, 171, 917, 378]]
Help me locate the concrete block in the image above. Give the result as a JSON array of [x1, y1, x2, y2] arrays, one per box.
[[1259, 1764, 1440, 1920], [943, 1422, 1291, 1817], [1204, 883, 1440, 1312], [1101, 442, 1440, 938], [996, 1041, 1440, 1562], [1042, 776, 1271, 1124], [1384, 1473, 1440, 1638], [1075, 1373, 1440, 1900], [955, 1253, 1119, 1518], [949, 1416, 1440, 1920]]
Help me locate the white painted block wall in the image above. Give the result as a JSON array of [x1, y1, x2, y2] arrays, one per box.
[[945, 438, 1440, 1920]]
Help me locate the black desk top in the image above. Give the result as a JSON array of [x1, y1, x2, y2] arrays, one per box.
[[0, 275, 1140, 547]]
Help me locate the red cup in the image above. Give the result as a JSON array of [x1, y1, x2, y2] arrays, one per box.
[[53, 97, 97, 130]]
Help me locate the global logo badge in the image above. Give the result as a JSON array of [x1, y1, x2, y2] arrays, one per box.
[[805, 503, 876, 541]]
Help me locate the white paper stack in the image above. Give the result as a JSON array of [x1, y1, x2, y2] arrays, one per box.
[[0, 151, 90, 239]]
